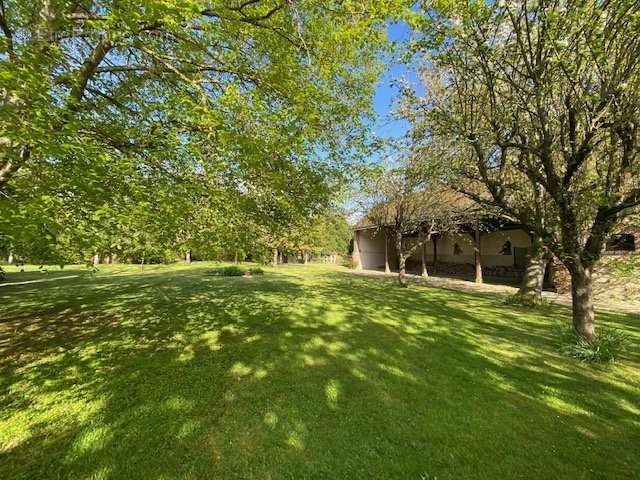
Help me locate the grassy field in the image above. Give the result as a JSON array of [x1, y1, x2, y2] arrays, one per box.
[[1, 263, 638, 479], [0, 264, 91, 284]]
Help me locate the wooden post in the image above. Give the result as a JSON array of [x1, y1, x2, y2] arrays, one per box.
[[353, 230, 363, 271], [421, 238, 428, 278], [474, 227, 483, 284], [384, 228, 390, 273]]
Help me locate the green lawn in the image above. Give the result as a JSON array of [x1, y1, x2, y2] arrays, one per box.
[[0, 264, 91, 284], [1, 263, 638, 479]]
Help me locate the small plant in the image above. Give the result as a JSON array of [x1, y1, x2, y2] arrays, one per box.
[[605, 255, 640, 277], [205, 266, 245, 276], [205, 266, 265, 277], [555, 323, 628, 364], [502, 293, 547, 308]]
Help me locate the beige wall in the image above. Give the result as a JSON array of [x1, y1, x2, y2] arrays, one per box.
[[480, 229, 532, 267], [357, 229, 398, 270], [357, 227, 532, 270]]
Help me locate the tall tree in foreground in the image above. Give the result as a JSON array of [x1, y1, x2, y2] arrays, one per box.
[[0, 1, 409, 261], [406, 0, 640, 337]]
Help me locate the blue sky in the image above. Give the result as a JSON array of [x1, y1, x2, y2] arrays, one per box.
[[343, 21, 418, 220], [371, 21, 416, 144]]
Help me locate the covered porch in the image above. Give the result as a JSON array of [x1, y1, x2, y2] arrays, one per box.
[[352, 225, 541, 286]]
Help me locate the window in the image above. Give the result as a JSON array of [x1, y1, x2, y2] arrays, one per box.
[[453, 243, 462, 255], [606, 234, 636, 252], [500, 240, 512, 255]]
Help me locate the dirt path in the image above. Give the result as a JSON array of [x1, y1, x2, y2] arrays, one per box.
[[353, 269, 640, 316]]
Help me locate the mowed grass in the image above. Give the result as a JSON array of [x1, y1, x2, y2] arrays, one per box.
[[0, 264, 91, 284], [1, 263, 639, 479]]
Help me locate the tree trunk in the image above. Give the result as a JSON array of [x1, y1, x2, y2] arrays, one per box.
[[432, 236, 438, 274], [303, 251, 309, 265], [234, 251, 238, 264], [395, 232, 406, 286], [518, 236, 545, 302], [570, 264, 596, 340], [353, 231, 362, 271], [0, 145, 30, 193], [398, 254, 407, 286], [92, 253, 100, 266], [474, 228, 483, 284], [272, 248, 278, 267], [185, 249, 192, 264], [384, 229, 391, 273], [421, 239, 428, 278]]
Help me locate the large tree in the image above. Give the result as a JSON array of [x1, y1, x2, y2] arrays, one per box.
[[1, 1, 408, 261], [405, 0, 640, 338]]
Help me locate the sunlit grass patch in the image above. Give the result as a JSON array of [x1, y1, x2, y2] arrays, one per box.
[[0, 263, 638, 479]]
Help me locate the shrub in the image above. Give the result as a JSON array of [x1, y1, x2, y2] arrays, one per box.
[[556, 323, 628, 364], [205, 266, 245, 277], [205, 266, 265, 277], [502, 293, 547, 308]]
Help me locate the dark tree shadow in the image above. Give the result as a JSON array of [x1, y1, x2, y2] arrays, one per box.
[[1, 266, 638, 479]]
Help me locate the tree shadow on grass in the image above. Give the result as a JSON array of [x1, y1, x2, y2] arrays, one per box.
[[0, 267, 639, 479]]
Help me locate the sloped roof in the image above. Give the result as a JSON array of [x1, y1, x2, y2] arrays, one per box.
[[353, 188, 480, 231]]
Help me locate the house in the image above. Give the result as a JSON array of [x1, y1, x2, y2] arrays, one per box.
[[353, 194, 639, 289], [353, 220, 535, 283]]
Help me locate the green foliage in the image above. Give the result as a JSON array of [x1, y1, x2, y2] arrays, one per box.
[[502, 293, 548, 309], [605, 255, 640, 278], [205, 265, 246, 277], [303, 210, 353, 256], [0, 1, 409, 266], [204, 265, 265, 277], [556, 323, 629, 364]]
